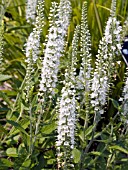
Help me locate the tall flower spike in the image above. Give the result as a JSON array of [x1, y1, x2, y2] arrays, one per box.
[[120, 16, 128, 43], [24, 0, 44, 101], [91, 0, 122, 115], [25, 0, 44, 64], [110, 0, 116, 17], [119, 68, 128, 124], [57, 0, 71, 35], [0, 21, 4, 73], [26, 0, 37, 23], [56, 25, 80, 170], [77, 1, 92, 92], [70, 25, 80, 82], [39, 0, 71, 99], [76, 2, 92, 134]]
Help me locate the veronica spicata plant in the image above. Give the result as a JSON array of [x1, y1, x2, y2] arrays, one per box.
[[56, 25, 80, 170], [77, 2, 92, 92], [24, 0, 44, 101], [91, 0, 122, 116], [0, 21, 4, 72], [120, 68, 128, 124], [76, 2, 92, 136], [39, 0, 71, 99]]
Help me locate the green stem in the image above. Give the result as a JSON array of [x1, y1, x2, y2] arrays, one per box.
[[84, 111, 99, 154], [33, 107, 43, 147], [29, 103, 33, 155], [33, 95, 46, 149], [80, 110, 100, 169]]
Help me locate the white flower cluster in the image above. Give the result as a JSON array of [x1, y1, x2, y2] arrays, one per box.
[[0, 22, 4, 70], [39, 25, 62, 93], [104, 17, 122, 76], [56, 25, 80, 167], [25, 0, 44, 64], [56, 74, 76, 169], [39, 0, 71, 96], [58, 0, 71, 35], [24, 25, 41, 101], [91, 70, 109, 114], [121, 16, 128, 43], [91, 37, 111, 113], [121, 78, 128, 116], [56, 81, 76, 149], [104, 0, 122, 56], [24, 0, 44, 101], [77, 2, 92, 91], [70, 25, 80, 81], [56, 25, 79, 148], [26, 0, 37, 23], [105, 17, 122, 51], [110, 0, 116, 17], [120, 70, 128, 123], [25, 30, 40, 64], [91, 0, 122, 114]]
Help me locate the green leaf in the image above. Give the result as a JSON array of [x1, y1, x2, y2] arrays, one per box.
[[41, 122, 57, 134], [78, 125, 94, 143], [9, 118, 30, 137], [120, 158, 128, 162], [0, 124, 8, 134], [6, 148, 18, 157], [2, 90, 17, 96], [7, 120, 29, 136], [21, 133, 30, 152], [90, 151, 102, 156], [20, 159, 31, 168], [110, 98, 119, 109], [0, 91, 12, 106], [84, 125, 94, 136], [72, 148, 81, 163], [0, 158, 13, 168], [78, 131, 84, 142], [7, 25, 31, 33], [0, 74, 12, 81], [109, 145, 128, 154]]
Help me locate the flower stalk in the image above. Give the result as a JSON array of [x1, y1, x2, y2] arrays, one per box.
[[39, 0, 71, 99], [91, 0, 122, 115], [56, 25, 80, 170], [24, 0, 44, 102], [0, 21, 4, 73], [26, 0, 38, 23]]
